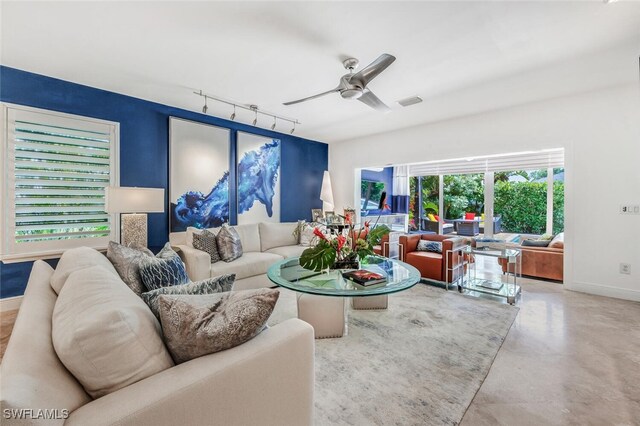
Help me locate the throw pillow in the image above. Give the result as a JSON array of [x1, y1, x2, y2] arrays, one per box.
[[192, 229, 221, 263], [465, 212, 476, 220], [416, 240, 442, 253], [548, 232, 564, 249], [157, 288, 279, 364], [292, 220, 306, 244], [216, 224, 243, 262], [539, 233, 553, 241], [427, 213, 437, 222], [141, 274, 235, 319], [299, 223, 317, 247], [434, 214, 443, 223], [106, 241, 154, 296], [138, 243, 190, 291], [52, 265, 174, 398], [50, 246, 120, 295], [522, 239, 551, 247]]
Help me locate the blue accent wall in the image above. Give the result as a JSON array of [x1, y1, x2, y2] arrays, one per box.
[[0, 66, 328, 298]]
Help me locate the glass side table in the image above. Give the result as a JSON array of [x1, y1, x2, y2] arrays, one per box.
[[459, 246, 522, 305]]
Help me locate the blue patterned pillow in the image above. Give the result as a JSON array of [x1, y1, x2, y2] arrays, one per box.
[[416, 240, 442, 253], [139, 243, 190, 291]]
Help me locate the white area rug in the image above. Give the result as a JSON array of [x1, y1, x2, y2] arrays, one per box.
[[269, 283, 518, 426]]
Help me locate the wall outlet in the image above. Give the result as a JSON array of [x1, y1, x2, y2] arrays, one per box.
[[620, 204, 640, 215], [620, 263, 631, 275]]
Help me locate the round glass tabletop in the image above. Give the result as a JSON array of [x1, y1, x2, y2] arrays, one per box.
[[267, 255, 421, 297]]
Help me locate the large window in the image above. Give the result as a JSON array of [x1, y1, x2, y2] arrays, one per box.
[[1, 104, 119, 262]]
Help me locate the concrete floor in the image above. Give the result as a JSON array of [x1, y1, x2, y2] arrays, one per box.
[[461, 275, 640, 425]]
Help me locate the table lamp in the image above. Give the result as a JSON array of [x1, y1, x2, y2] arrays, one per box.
[[105, 187, 165, 247], [320, 171, 335, 213]]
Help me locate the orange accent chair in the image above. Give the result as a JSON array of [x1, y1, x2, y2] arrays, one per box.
[[399, 234, 466, 282]]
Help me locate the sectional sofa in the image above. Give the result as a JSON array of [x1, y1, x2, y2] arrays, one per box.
[[1, 246, 314, 426], [171, 222, 307, 289]]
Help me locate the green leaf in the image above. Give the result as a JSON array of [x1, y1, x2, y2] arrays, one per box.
[[367, 224, 390, 246], [299, 240, 336, 272]]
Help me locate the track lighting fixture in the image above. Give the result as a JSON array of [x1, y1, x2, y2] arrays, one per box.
[[194, 90, 300, 131], [202, 96, 208, 114]]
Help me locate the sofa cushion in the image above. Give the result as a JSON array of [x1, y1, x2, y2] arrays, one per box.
[[106, 241, 154, 296], [217, 225, 244, 262], [522, 239, 551, 247], [548, 232, 564, 249], [50, 246, 119, 295], [157, 288, 279, 364], [52, 265, 174, 399], [210, 252, 283, 281], [192, 229, 221, 263], [141, 274, 235, 319], [259, 222, 298, 251], [406, 251, 443, 281], [138, 243, 190, 291], [232, 223, 261, 253], [265, 245, 306, 259]]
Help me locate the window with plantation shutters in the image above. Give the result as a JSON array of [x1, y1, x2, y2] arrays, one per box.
[[1, 104, 119, 262]]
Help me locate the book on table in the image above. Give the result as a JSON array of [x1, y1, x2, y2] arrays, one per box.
[[342, 270, 387, 286]]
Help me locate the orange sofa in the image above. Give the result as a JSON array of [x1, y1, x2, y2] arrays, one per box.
[[399, 234, 467, 282], [499, 233, 564, 281]]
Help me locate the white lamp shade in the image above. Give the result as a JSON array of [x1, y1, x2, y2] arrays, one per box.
[[105, 187, 165, 213], [320, 171, 334, 210]]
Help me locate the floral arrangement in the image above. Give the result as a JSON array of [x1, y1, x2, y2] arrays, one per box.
[[299, 216, 390, 272]]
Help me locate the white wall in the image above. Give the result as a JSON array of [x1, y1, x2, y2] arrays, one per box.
[[330, 78, 640, 301]]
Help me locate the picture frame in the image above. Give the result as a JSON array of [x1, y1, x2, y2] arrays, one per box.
[[311, 208, 324, 222]]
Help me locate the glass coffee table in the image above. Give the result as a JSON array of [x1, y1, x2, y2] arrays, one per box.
[[267, 256, 420, 338]]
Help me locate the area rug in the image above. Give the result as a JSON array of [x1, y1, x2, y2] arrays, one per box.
[[268, 283, 518, 426]]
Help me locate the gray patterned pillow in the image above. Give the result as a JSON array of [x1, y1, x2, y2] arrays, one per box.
[[192, 229, 221, 263], [106, 241, 154, 296], [216, 224, 243, 262], [416, 240, 442, 253], [138, 243, 190, 291], [141, 274, 235, 319], [157, 288, 279, 364]]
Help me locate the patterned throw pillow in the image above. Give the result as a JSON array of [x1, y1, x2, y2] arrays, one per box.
[[157, 288, 279, 364], [106, 241, 154, 296], [141, 274, 235, 319], [138, 243, 190, 291], [416, 240, 442, 253], [216, 224, 243, 262], [299, 223, 318, 247], [192, 229, 221, 263]]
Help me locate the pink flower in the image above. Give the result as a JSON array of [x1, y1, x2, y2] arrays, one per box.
[[313, 227, 327, 241], [336, 234, 346, 251]]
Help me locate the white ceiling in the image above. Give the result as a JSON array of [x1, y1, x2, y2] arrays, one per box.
[[2, 1, 640, 144]]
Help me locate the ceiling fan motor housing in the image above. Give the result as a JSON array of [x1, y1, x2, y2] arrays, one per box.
[[340, 88, 364, 100]]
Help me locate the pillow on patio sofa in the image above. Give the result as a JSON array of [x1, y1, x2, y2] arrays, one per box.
[[522, 239, 551, 247], [157, 288, 279, 364]]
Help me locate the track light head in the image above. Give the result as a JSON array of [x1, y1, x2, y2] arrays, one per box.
[[271, 117, 277, 131], [230, 112, 236, 120], [252, 117, 258, 126], [290, 122, 296, 134], [202, 96, 208, 114]]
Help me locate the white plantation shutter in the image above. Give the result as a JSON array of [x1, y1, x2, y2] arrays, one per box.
[[1, 104, 119, 261]]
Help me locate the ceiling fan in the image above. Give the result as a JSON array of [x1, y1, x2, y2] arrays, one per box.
[[283, 53, 396, 112]]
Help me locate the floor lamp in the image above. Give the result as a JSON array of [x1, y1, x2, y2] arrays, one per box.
[[105, 187, 165, 247], [320, 171, 335, 214]]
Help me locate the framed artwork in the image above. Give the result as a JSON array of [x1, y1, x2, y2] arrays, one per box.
[[169, 117, 230, 233], [325, 211, 338, 224], [237, 132, 281, 224], [311, 209, 324, 222]]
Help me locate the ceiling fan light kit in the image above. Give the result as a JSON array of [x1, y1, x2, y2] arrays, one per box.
[[284, 53, 396, 112], [194, 90, 300, 132]]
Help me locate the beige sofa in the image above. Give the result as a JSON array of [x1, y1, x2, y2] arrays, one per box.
[[1, 255, 315, 425], [172, 222, 307, 290]]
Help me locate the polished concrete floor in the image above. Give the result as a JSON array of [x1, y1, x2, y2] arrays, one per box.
[[461, 273, 640, 425]]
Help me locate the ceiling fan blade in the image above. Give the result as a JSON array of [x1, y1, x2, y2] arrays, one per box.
[[350, 53, 396, 88], [358, 89, 391, 112], [283, 88, 339, 106]]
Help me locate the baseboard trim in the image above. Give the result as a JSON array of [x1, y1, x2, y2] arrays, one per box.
[[568, 281, 640, 302]]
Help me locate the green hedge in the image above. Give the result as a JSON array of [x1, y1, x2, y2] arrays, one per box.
[[494, 181, 564, 234]]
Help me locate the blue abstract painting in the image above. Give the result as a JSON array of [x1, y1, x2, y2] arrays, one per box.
[[237, 135, 280, 224], [170, 131, 280, 231]]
